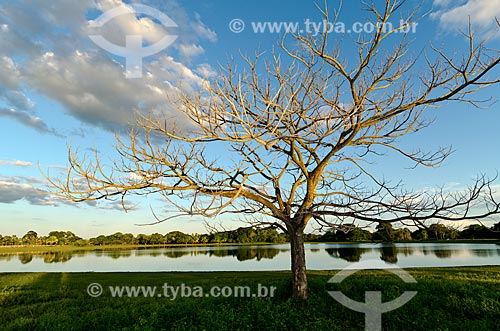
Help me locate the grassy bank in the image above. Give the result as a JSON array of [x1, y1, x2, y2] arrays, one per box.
[[1, 267, 499, 330]]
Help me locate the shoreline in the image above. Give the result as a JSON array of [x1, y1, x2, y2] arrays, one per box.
[[0, 239, 498, 254]]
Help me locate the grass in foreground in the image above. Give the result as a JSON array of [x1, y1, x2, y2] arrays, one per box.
[[1, 267, 499, 330]]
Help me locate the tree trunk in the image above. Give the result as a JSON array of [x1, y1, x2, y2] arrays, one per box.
[[288, 224, 308, 300]]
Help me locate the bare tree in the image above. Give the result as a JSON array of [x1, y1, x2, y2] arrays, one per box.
[[48, 0, 500, 299]]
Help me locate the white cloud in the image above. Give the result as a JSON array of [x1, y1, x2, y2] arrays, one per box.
[[0, 160, 32, 167], [0, 57, 21, 91], [87, 1, 172, 47], [0, 56, 33, 110], [193, 13, 218, 42], [179, 44, 205, 58], [100, 199, 138, 211], [0, 108, 61, 136], [431, 0, 500, 35], [0, 176, 99, 207], [20, 50, 208, 131], [0, 0, 217, 134], [0, 177, 54, 205], [195, 63, 217, 78], [433, 0, 455, 7]]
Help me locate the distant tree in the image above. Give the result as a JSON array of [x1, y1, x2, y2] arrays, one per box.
[[304, 233, 321, 242], [65, 231, 81, 243], [46, 236, 59, 245], [22, 230, 39, 245], [373, 222, 396, 242], [190, 233, 201, 244], [347, 227, 373, 242], [394, 228, 412, 241], [412, 229, 428, 241], [236, 229, 249, 243], [165, 231, 192, 244], [210, 232, 227, 244], [199, 234, 209, 244], [122, 233, 135, 244], [429, 224, 448, 240], [90, 235, 107, 246], [256, 228, 283, 243], [460, 224, 495, 239], [492, 222, 500, 239], [136, 234, 149, 245], [49, 231, 64, 239], [149, 233, 165, 245], [73, 239, 88, 247], [1, 235, 20, 246], [107, 232, 125, 245], [48, 231, 81, 245], [320, 229, 338, 242]]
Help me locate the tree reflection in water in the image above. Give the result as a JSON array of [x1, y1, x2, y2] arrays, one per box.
[[42, 251, 72, 263], [380, 245, 398, 264], [325, 247, 367, 262], [18, 253, 33, 264], [13, 251, 74, 264], [109, 250, 132, 259], [163, 246, 282, 261], [2, 243, 499, 266], [470, 249, 491, 258], [433, 250, 452, 259]]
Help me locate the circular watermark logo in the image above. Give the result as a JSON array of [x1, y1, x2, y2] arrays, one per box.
[[88, 4, 178, 78], [87, 282, 104, 297], [328, 259, 417, 331], [229, 19, 245, 33]]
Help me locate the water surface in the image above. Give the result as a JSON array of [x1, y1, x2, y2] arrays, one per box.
[[1, 243, 499, 272]]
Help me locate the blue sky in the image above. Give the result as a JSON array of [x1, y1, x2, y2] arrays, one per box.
[[0, 0, 499, 238]]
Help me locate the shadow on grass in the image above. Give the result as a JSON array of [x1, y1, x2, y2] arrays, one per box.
[[0, 268, 499, 330]]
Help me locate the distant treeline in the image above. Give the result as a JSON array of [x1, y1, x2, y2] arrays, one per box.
[[321, 221, 500, 242], [1, 222, 499, 247], [0, 227, 288, 246]]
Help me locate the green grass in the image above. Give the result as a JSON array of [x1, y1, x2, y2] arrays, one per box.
[[1, 267, 499, 330]]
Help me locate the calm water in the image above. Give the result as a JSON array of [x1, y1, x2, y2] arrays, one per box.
[[1, 243, 499, 272]]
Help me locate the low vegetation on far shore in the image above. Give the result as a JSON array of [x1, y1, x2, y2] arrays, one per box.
[[1, 221, 499, 250]]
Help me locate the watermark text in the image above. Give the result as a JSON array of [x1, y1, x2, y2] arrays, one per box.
[[229, 19, 418, 35], [87, 282, 277, 300]]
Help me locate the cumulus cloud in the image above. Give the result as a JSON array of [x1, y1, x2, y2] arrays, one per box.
[[0, 176, 104, 207], [0, 0, 217, 134], [178, 44, 205, 59], [100, 199, 138, 211], [431, 0, 500, 35], [88, 0, 176, 48], [0, 177, 56, 205], [195, 63, 217, 79], [0, 160, 32, 167], [0, 56, 33, 110], [192, 13, 218, 42], [0, 108, 61, 136]]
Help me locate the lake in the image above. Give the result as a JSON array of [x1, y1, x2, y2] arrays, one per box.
[[1, 243, 499, 272]]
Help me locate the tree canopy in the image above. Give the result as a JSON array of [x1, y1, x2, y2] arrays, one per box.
[[47, 1, 500, 299]]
